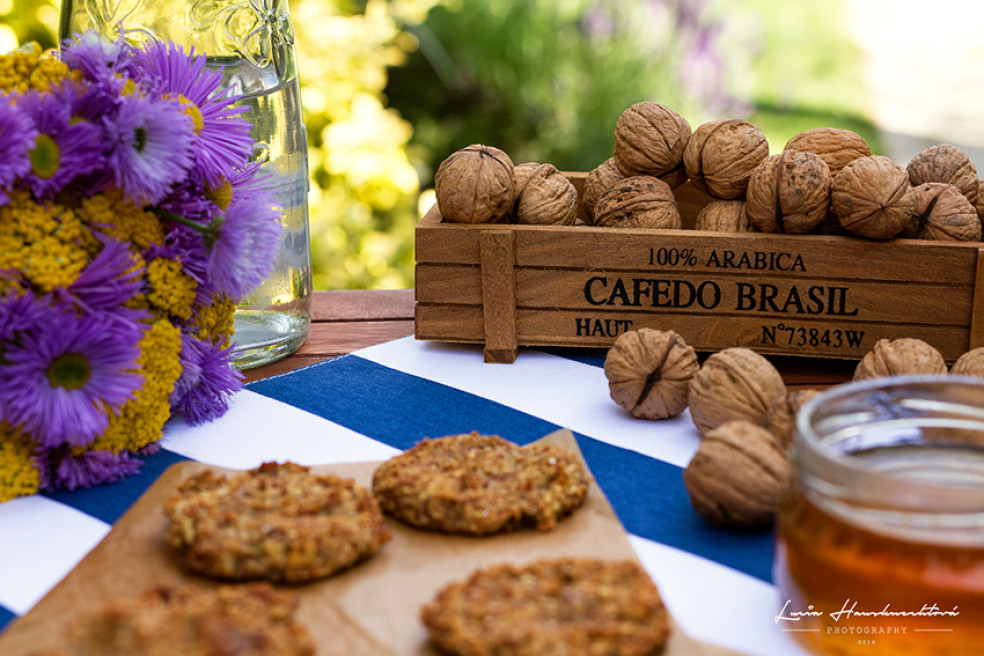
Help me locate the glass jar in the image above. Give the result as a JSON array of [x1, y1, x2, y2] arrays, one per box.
[[774, 375, 984, 656], [59, 0, 312, 369]]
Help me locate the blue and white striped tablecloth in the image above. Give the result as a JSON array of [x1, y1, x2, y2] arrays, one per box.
[[0, 336, 811, 656]]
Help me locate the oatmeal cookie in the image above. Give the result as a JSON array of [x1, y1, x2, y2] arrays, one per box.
[[165, 461, 389, 582], [421, 558, 670, 656], [36, 583, 314, 656], [371, 433, 590, 535]]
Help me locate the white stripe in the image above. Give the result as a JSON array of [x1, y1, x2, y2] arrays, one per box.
[[161, 389, 400, 468], [357, 337, 702, 468], [0, 496, 109, 616], [629, 536, 812, 656]]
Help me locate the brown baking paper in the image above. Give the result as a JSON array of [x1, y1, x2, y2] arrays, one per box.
[[0, 429, 747, 656]]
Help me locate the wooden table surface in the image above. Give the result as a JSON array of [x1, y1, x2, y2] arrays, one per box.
[[243, 289, 858, 388]]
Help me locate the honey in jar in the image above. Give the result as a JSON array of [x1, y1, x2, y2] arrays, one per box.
[[774, 375, 984, 656]]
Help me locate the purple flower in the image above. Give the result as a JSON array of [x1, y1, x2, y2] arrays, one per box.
[[170, 334, 243, 424], [105, 93, 195, 205], [0, 304, 144, 448], [17, 86, 104, 198], [39, 446, 142, 492], [62, 236, 147, 315], [60, 30, 138, 85], [133, 40, 254, 186], [0, 289, 46, 343], [0, 95, 37, 203]]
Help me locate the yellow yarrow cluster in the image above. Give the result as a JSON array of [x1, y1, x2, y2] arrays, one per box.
[[0, 191, 95, 294], [80, 190, 165, 250], [84, 319, 183, 455], [147, 257, 198, 321], [192, 294, 237, 347], [0, 43, 72, 94], [0, 426, 42, 503]]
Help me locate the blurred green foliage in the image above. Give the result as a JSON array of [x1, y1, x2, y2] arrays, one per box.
[[3, 0, 879, 291]]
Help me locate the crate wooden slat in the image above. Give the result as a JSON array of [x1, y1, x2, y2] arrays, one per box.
[[415, 174, 984, 363]]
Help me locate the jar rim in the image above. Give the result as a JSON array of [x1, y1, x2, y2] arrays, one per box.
[[794, 374, 984, 514]]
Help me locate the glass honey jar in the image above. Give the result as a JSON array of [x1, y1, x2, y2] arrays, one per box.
[[774, 375, 984, 656]]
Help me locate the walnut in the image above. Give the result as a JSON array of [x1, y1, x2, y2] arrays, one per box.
[[434, 144, 515, 224], [582, 158, 625, 223], [682, 118, 769, 199], [831, 155, 914, 239], [951, 347, 984, 376], [853, 338, 948, 381], [604, 329, 699, 420], [683, 420, 793, 529], [976, 180, 984, 224], [907, 144, 979, 206], [613, 101, 691, 179], [688, 347, 786, 436], [762, 389, 822, 449], [746, 150, 832, 233], [592, 175, 682, 229], [694, 200, 751, 232], [511, 162, 578, 226], [902, 182, 982, 241], [783, 127, 871, 178]]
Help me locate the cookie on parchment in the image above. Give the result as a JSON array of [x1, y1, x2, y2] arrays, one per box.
[[371, 433, 590, 535], [421, 557, 670, 656], [165, 461, 389, 583], [36, 583, 314, 656]]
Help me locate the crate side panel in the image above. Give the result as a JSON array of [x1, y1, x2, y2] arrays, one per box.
[[415, 264, 482, 304]]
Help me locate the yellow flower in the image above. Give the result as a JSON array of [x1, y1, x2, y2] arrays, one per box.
[[80, 190, 165, 250], [0, 426, 41, 503], [24, 236, 89, 292], [89, 320, 183, 454], [147, 258, 198, 321], [0, 43, 70, 94], [192, 294, 237, 347]]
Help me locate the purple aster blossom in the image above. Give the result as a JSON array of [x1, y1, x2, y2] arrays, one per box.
[[41, 446, 142, 492], [0, 95, 37, 204], [170, 334, 243, 425], [0, 289, 47, 343], [0, 304, 144, 448], [17, 86, 104, 199], [105, 92, 195, 205], [63, 236, 146, 313], [132, 40, 254, 186], [60, 30, 139, 86]]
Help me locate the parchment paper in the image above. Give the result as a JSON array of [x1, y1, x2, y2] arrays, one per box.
[[0, 429, 747, 656]]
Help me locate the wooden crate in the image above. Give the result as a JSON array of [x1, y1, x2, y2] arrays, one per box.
[[415, 172, 984, 363]]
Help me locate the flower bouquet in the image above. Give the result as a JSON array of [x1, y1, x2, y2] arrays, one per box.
[[0, 33, 282, 501]]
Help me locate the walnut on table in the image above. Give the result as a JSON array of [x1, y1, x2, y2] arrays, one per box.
[[853, 338, 948, 381], [604, 328, 699, 420], [687, 347, 787, 436]]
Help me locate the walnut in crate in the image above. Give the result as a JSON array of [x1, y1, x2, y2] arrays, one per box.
[[604, 328, 699, 420], [906, 144, 979, 206], [762, 389, 822, 449], [434, 144, 515, 224], [582, 157, 625, 222], [951, 347, 984, 376], [682, 118, 769, 199], [746, 150, 832, 234], [511, 162, 578, 226], [903, 182, 982, 241], [831, 155, 914, 239], [683, 420, 793, 529], [687, 347, 786, 436], [853, 338, 948, 381], [783, 127, 871, 178], [592, 175, 682, 229], [976, 180, 984, 224], [613, 101, 691, 179], [694, 200, 752, 232]]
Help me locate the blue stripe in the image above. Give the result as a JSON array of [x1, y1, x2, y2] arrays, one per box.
[[537, 346, 607, 368], [42, 448, 188, 525], [248, 355, 775, 582], [0, 604, 14, 633]]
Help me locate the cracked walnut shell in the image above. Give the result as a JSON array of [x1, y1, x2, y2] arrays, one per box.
[[683, 420, 793, 529], [907, 144, 979, 206], [746, 150, 832, 234], [904, 182, 982, 241], [853, 338, 948, 381], [783, 127, 871, 178], [694, 200, 751, 232], [831, 155, 914, 239], [593, 175, 682, 229], [604, 328, 699, 420], [512, 162, 578, 226], [435, 144, 515, 224], [688, 347, 786, 436], [613, 101, 691, 179], [683, 118, 769, 199]]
